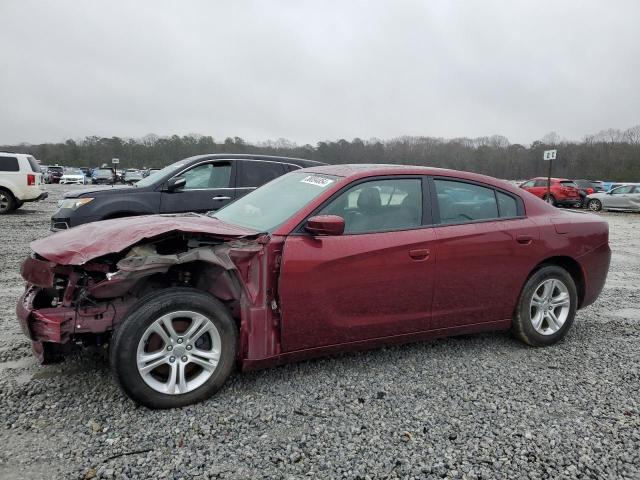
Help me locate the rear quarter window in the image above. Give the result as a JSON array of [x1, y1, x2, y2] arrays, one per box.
[[496, 191, 519, 218], [237, 161, 286, 188], [27, 156, 41, 172], [0, 156, 20, 172]]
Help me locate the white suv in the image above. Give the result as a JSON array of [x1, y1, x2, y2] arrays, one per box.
[[0, 152, 48, 214]]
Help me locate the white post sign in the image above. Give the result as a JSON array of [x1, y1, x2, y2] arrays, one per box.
[[112, 158, 120, 164], [543, 149, 557, 161]]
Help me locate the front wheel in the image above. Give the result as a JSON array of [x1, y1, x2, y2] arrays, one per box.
[[587, 199, 602, 212], [512, 265, 577, 346], [543, 194, 556, 207], [110, 288, 238, 409]]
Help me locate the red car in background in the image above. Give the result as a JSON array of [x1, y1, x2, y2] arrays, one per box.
[[17, 165, 610, 408], [519, 177, 582, 207]]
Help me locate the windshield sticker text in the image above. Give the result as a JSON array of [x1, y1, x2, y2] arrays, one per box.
[[300, 175, 333, 187]]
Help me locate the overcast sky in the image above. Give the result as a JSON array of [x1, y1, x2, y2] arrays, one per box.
[[1, 1, 639, 146]]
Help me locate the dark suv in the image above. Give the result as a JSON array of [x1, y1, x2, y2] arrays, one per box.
[[47, 166, 64, 184], [51, 154, 325, 230]]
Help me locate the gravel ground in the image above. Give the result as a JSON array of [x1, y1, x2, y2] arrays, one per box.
[[0, 184, 639, 480]]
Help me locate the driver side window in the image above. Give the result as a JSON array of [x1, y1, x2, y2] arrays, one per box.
[[180, 163, 232, 190], [317, 178, 423, 234]]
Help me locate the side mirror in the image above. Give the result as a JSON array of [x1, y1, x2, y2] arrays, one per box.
[[305, 215, 345, 236], [165, 177, 186, 192]]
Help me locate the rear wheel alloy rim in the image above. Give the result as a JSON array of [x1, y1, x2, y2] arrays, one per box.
[[136, 310, 221, 395], [530, 279, 571, 335], [0, 193, 9, 212], [588, 200, 600, 211]]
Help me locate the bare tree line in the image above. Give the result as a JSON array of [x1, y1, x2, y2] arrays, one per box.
[[3, 125, 640, 180]]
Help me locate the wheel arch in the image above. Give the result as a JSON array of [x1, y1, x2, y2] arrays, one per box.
[[529, 256, 586, 308], [127, 260, 245, 322]]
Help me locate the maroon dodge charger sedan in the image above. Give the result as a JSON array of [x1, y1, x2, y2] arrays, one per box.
[[17, 164, 610, 408]]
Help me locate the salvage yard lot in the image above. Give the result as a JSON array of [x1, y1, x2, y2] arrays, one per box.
[[1, 184, 639, 479]]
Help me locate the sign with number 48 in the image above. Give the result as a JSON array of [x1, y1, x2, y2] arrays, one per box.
[[543, 150, 557, 161]]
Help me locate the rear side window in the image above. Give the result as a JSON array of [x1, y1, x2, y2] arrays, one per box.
[[435, 179, 499, 224], [497, 191, 518, 218], [559, 181, 578, 188], [27, 156, 40, 172], [0, 156, 19, 172], [237, 161, 285, 188]]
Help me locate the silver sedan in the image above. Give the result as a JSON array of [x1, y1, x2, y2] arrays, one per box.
[[586, 184, 640, 212]]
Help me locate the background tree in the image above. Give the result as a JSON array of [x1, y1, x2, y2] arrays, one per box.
[[3, 125, 639, 181]]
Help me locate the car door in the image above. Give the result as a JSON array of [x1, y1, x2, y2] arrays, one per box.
[[278, 177, 435, 351], [628, 186, 640, 210], [604, 185, 634, 209], [430, 178, 539, 329], [532, 179, 550, 198], [159, 161, 235, 214]]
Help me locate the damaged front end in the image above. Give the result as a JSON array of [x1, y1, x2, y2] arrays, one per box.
[[17, 216, 281, 365]]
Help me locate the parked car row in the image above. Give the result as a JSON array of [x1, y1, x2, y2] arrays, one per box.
[[38, 165, 164, 185], [518, 177, 640, 212]]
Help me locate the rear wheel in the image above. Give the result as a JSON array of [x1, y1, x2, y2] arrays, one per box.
[[110, 288, 237, 408], [512, 265, 577, 346], [587, 199, 602, 212], [0, 189, 16, 214]]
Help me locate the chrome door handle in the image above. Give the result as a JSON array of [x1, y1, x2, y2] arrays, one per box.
[[212, 196, 231, 201]]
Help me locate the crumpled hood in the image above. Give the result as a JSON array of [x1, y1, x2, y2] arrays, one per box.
[[31, 214, 259, 265]]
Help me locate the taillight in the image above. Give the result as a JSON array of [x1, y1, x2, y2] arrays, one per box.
[[587, 188, 594, 194], [27, 174, 36, 186]]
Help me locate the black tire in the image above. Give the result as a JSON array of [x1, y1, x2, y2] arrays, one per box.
[[511, 265, 578, 347], [0, 188, 16, 214], [587, 199, 602, 212], [543, 194, 556, 207], [110, 287, 238, 409]]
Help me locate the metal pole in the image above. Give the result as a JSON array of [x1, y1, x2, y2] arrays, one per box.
[[547, 159, 552, 200]]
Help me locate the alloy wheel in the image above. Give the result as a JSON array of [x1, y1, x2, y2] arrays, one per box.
[[529, 279, 571, 335], [588, 199, 601, 211], [136, 310, 221, 395]]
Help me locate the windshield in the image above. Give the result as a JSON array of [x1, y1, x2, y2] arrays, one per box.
[[135, 160, 187, 188], [65, 168, 83, 175], [214, 172, 340, 232], [95, 169, 112, 177]]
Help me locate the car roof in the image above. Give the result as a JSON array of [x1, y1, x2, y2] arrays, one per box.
[[529, 177, 573, 181], [301, 163, 521, 191], [184, 153, 325, 168]]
